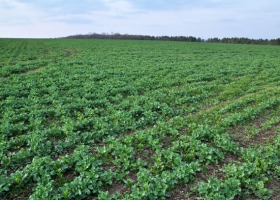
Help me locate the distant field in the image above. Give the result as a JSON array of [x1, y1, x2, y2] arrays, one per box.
[[0, 39, 279, 199]]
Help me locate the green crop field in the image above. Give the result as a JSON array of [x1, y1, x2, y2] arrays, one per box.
[[0, 39, 280, 199]]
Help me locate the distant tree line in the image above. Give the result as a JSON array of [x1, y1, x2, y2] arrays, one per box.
[[207, 37, 280, 45], [64, 33, 280, 45], [65, 32, 203, 42]]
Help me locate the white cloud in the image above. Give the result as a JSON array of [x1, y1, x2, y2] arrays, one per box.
[[96, 0, 139, 18], [0, 0, 279, 38], [0, 0, 44, 25], [83, 3, 266, 37]]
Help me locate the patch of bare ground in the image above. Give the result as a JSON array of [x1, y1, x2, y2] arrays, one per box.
[[167, 153, 240, 200], [266, 179, 280, 200], [161, 134, 176, 150], [125, 171, 138, 182], [23, 68, 41, 75], [135, 147, 154, 164], [107, 172, 138, 197], [232, 120, 279, 148], [167, 185, 199, 200], [62, 169, 78, 181], [227, 112, 278, 147], [107, 182, 127, 197], [62, 48, 81, 56], [3, 185, 35, 200], [248, 127, 278, 147], [234, 195, 257, 200]]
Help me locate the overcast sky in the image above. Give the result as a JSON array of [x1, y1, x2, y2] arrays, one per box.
[[0, 0, 279, 39]]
